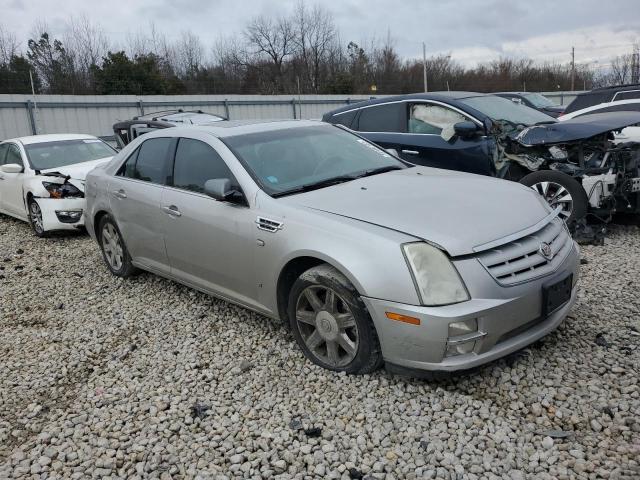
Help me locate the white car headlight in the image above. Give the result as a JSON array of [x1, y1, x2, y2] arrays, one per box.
[[402, 242, 470, 306]]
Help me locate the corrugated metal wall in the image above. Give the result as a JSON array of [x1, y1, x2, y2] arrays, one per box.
[[0, 92, 582, 141], [0, 94, 373, 140]]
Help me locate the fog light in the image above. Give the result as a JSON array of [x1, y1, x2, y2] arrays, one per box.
[[55, 209, 83, 223], [445, 319, 485, 357], [445, 342, 476, 357], [448, 319, 477, 337]]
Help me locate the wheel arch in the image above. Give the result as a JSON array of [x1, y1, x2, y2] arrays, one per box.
[[93, 209, 111, 239], [276, 254, 365, 326]]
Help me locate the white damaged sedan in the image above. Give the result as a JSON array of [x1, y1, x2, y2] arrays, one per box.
[[0, 134, 115, 236]]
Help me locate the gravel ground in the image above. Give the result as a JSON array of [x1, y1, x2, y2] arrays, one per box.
[[0, 214, 638, 480]]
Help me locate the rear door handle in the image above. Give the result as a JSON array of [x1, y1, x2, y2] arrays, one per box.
[[401, 149, 419, 155], [162, 205, 182, 217], [112, 189, 127, 199]]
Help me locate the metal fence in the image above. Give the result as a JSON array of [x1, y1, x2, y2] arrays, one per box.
[[0, 91, 583, 141]]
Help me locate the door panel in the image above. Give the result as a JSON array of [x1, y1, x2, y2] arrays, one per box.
[[109, 177, 169, 273], [161, 188, 259, 310], [108, 137, 173, 273], [161, 137, 261, 310], [0, 144, 27, 218]]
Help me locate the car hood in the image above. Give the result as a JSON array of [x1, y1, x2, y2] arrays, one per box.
[[515, 111, 640, 146], [41, 157, 113, 181], [283, 167, 549, 256]]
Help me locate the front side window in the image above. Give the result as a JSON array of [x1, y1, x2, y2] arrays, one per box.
[[118, 137, 172, 184], [6, 144, 23, 166], [408, 103, 468, 134], [0, 144, 9, 165], [172, 138, 235, 193], [24, 139, 115, 170], [223, 125, 407, 196]]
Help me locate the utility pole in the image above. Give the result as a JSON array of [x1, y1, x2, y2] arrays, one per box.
[[422, 42, 428, 92], [632, 43, 640, 84], [570, 46, 575, 91]]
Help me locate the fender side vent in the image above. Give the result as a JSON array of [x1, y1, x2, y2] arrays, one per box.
[[256, 217, 283, 233]]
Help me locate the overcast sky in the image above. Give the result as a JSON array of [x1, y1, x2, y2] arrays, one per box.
[[1, 0, 638, 68]]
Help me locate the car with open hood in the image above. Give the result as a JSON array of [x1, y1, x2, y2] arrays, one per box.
[[84, 120, 579, 377], [0, 134, 116, 236], [322, 92, 640, 228]]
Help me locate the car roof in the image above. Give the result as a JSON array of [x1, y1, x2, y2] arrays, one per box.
[[2, 133, 98, 145], [148, 119, 324, 138], [325, 91, 487, 115]]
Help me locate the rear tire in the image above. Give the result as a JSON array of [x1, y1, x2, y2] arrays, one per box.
[[520, 170, 588, 226], [98, 214, 138, 277], [288, 264, 383, 374]]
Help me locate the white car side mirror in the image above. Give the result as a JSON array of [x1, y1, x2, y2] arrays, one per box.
[[1, 163, 23, 174]]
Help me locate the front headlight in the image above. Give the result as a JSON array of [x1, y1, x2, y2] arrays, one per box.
[[402, 242, 470, 306], [42, 181, 84, 199]]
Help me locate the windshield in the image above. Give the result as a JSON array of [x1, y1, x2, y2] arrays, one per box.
[[461, 95, 555, 126], [222, 125, 407, 196], [25, 139, 116, 170], [524, 93, 557, 108]]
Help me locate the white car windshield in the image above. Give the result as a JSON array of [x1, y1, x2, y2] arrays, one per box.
[[462, 95, 555, 126], [524, 93, 557, 108], [222, 125, 407, 196], [25, 139, 116, 170]]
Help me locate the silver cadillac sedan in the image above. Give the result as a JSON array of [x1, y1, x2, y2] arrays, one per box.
[[85, 120, 579, 376]]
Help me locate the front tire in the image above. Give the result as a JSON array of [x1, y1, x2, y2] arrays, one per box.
[[288, 264, 383, 374], [28, 198, 48, 238], [98, 214, 138, 277], [519, 170, 588, 226]]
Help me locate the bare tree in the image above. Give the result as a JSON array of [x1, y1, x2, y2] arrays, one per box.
[[245, 14, 295, 92], [0, 25, 19, 64], [63, 15, 109, 71], [293, 1, 337, 92], [175, 31, 204, 76]]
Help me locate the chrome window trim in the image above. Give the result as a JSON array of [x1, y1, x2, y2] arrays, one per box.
[[612, 89, 640, 102], [332, 98, 483, 129]]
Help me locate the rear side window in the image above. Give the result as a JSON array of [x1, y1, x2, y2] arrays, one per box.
[[357, 103, 406, 132], [118, 138, 172, 184], [172, 138, 235, 193], [328, 110, 357, 128], [613, 91, 640, 101]]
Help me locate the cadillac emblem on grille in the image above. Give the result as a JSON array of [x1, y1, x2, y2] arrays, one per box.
[[539, 242, 553, 260]]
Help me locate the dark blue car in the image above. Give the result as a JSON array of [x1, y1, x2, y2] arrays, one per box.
[[322, 92, 640, 226]]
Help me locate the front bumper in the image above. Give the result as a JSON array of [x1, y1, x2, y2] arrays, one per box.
[[36, 198, 86, 231], [362, 242, 580, 372]]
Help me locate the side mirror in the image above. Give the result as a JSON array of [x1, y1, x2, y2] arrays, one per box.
[[453, 121, 480, 139], [204, 178, 239, 202], [384, 148, 399, 157], [1, 163, 23, 174]]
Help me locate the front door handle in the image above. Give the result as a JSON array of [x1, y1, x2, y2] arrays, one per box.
[[401, 149, 419, 155], [112, 189, 127, 199], [162, 205, 182, 217]]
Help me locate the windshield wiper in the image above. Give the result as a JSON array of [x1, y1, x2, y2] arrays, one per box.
[[272, 175, 358, 198]]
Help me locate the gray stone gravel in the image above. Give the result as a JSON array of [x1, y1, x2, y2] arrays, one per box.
[[0, 214, 638, 479]]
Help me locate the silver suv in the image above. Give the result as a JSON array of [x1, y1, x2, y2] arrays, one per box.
[[85, 120, 580, 376]]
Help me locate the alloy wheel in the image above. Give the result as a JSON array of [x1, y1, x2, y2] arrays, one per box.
[[531, 181, 574, 219], [101, 223, 124, 271], [295, 285, 359, 368], [29, 201, 44, 234]]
